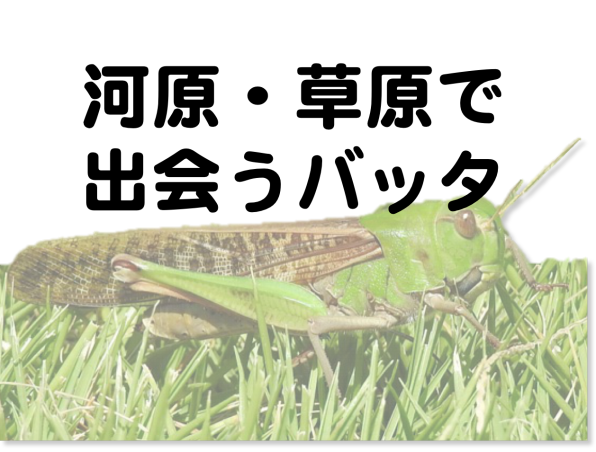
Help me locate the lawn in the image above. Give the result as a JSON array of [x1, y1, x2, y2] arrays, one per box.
[[0, 259, 587, 440]]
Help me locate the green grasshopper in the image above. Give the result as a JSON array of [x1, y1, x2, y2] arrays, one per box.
[[7, 139, 579, 387]]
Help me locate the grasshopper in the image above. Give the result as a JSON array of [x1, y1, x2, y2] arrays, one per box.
[[7, 139, 579, 387]]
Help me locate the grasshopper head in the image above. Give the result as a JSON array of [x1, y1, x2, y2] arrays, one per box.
[[361, 199, 506, 298], [435, 197, 507, 300]]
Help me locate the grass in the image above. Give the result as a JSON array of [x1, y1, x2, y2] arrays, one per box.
[[0, 259, 587, 440]]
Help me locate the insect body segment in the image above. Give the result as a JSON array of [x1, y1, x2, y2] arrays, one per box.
[[361, 198, 506, 299], [143, 302, 257, 341]]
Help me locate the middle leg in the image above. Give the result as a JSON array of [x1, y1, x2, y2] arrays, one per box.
[[423, 293, 501, 348]]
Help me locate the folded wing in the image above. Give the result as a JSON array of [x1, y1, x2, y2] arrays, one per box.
[[8, 217, 383, 306]]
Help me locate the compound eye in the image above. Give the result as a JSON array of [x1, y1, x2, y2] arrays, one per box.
[[454, 209, 477, 239]]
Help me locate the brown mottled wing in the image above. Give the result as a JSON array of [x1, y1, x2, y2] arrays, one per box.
[[8, 217, 383, 306]]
